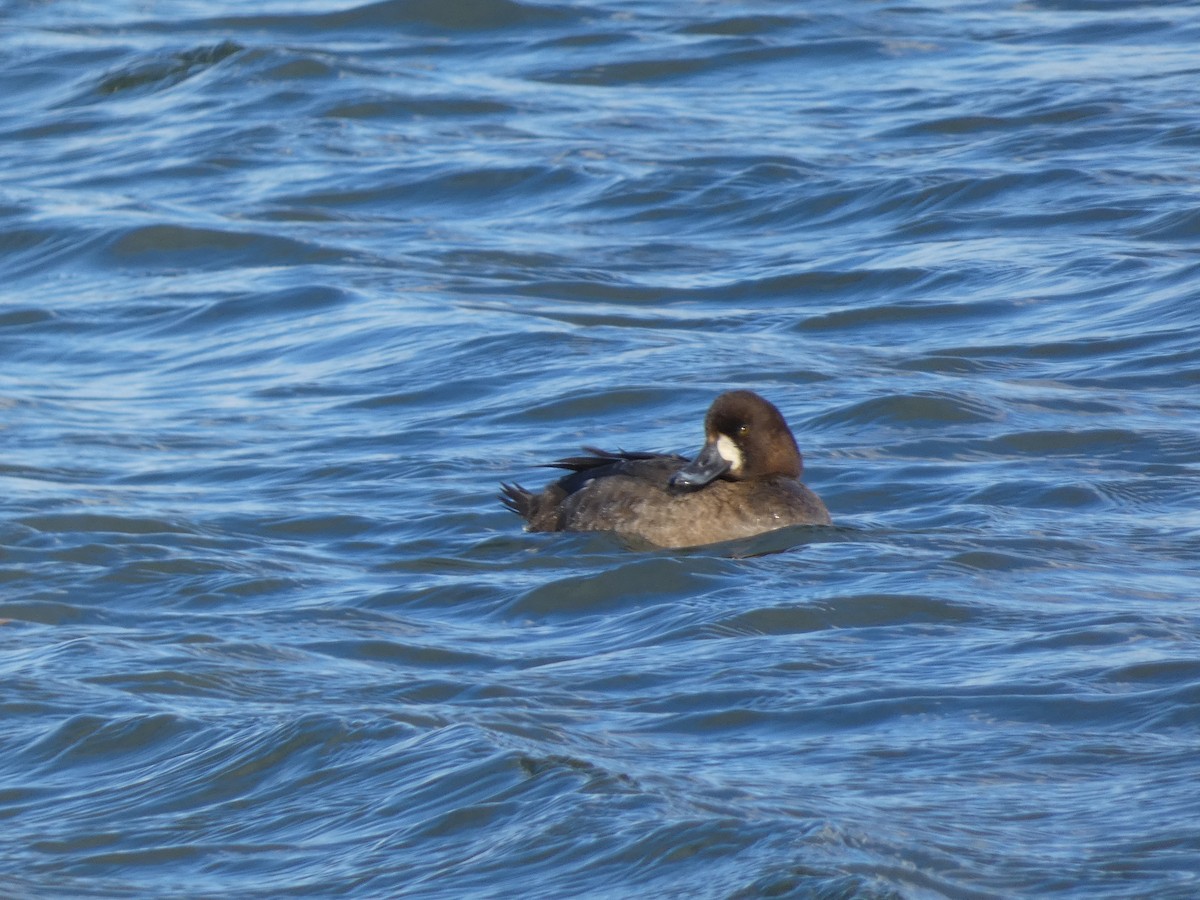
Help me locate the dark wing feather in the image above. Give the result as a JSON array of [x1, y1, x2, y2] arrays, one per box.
[[543, 446, 687, 472]]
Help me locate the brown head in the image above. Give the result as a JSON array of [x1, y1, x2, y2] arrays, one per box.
[[669, 390, 803, 488]]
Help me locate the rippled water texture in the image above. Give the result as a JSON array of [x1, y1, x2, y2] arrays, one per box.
[[3, 1, 1200, 896]]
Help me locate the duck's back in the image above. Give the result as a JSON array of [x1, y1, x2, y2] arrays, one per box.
[[506, 450, 830, 548]]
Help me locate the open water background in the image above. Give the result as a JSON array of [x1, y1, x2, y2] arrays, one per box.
[[3, 1, 1200, 897]]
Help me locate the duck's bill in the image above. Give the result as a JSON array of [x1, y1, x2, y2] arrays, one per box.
[[669, 440, 730, 488]]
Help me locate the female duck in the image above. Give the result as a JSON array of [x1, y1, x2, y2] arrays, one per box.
[[500, 390, 831, 548]]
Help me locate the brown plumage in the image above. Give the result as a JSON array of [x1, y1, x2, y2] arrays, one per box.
[[500, 391, 831, 548]]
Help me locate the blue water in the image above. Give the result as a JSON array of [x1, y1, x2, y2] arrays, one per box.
[[3, 1, 1200, 896]]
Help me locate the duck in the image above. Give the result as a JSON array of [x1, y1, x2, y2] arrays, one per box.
[[500, 390, 831, 548]]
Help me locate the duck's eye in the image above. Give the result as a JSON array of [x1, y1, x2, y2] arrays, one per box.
[[736, 424, 749, 436]]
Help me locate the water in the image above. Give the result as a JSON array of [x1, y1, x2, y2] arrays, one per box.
[[3, 1, 1200, 896]]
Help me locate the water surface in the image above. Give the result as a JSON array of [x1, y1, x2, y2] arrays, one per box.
[[3, 1, 1200, 897]]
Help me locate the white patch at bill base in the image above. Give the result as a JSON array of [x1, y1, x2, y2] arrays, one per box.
[[715, 434, 743, 473]]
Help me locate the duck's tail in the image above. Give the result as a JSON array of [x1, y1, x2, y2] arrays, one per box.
[[498, 482, 535, 520]]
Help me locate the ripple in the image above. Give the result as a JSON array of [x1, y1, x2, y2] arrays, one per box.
[[714, 592, 980, 635], [17, 513, 195, 537], [499, 556, 726, 620], [90, 42, 243, 100], [106, 224, 350, 271], [813, 392, 1004, 429]]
